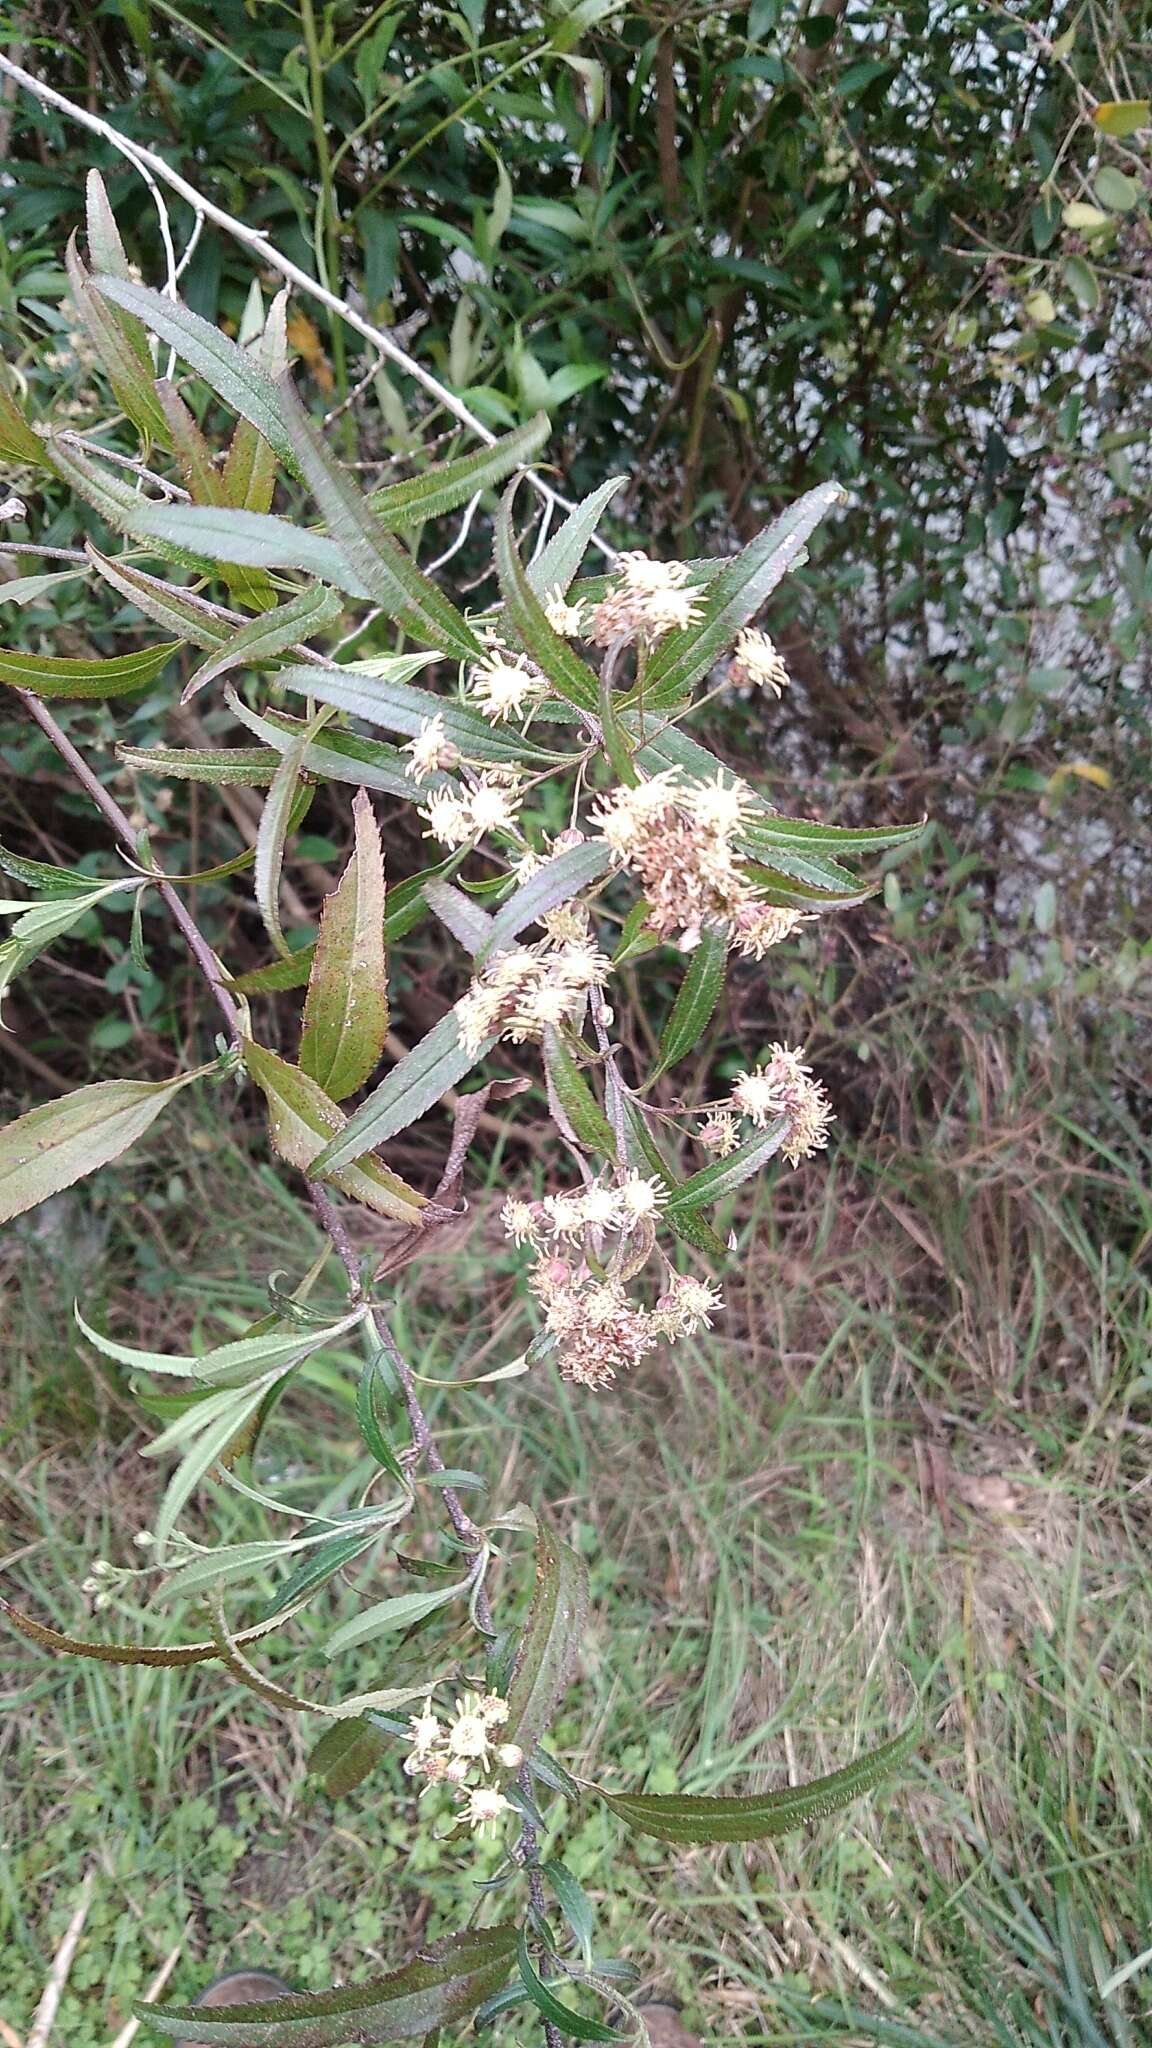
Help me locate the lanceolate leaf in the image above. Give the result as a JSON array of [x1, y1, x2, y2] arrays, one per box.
[[664, 1118, 789, 1214], [479, 838, 613, 962], [0, 639, 181, 699], [137, 1926, 519, 2045], [653, 928, 727, 1077], [542, 1030, 617, 1158], [118, 744, 277, 787], [75, 1300, 368, 1386], [261, 1529, 380, 1621], [94, 274, 301, 473], [278, 375, 484, 662], [1, 1593, 299, 1670], [300, 788, 389, 1100], [254, 716, 322, 956], [424, 878, 495, 954], [309, 1007, 496, 1178], [0, 1073, 200, 1224], [308, 1715, 391, 1798], [325, 1579, 466, 1658], [495, 481, 599, 713], [123, 500, 356, 588], [225, 692, 422, 801], [182, 581, 342, 701], [367, 412, 550, 528], [515, 1930, 624, 2044], [84, 170, 135, 283], [503, 1519, 589, 1760], [65, 235, 168, 447], [155, 379, 227, 503], [621, 1101, 728, 1260], [0, 378, 44, 465], [86, 546, 231, 649], [243, 1040, 426, 1223], [527, 475, 627, 597], [643, 482, 845, 706], [599, 1719, 920, 1843], [231, 854, 462, 993], [274, 664, 552, 769]]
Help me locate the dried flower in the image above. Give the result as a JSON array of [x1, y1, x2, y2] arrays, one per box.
[[655, 1271, 725, 1337], [729, 627, 790, 695], [403, 713, 459, 780], [592, 769, 763, 952], [457, 934, 611, 1055], [731, 1043, 835, 1166], [467, 653, 547, 723], [697, 1110, 740, 1156], [728, 902, 808, 960]]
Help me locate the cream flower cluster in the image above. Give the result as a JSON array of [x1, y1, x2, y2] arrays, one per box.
[[501, 1171, 665, 1247], [591, 552, 704, 644], [456, 932, 611, 1055], [420, 770, 523, 848], [591, 768, 807, 958], [529, 1261, 724, 1390], [731, 1042, 835, 1167], [728, 627, 791, 696], [402, 713, 460, 781], [404, 1689, 523, 1834]]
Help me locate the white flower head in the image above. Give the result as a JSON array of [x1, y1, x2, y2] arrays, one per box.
[[543, 585, 584, 636], [686, 774, 755, 839], [467, 653, 546, 723], [656, 1271, 725, 1337], [465, 773, 522, 838], [730, 627, 790, 695], [462, 1785, 511, 1833], [616, 1173, 665, 1227], [420, 787, 473, 848], [403, 713, 459, 780], [502, 1196, 542, 1245]]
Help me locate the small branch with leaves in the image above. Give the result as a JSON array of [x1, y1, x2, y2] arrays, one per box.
[[0, 175, 924, 2046]]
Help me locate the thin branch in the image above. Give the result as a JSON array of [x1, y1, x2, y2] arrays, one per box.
[[26, 1868, 96, 2048], [0, 52, 617, 562]]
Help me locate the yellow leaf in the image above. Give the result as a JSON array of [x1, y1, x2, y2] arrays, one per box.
[[1093, 99, 1150, 138], [1062, 202, 1110, 233], [1046, 759, 1112, 798], [1023, 289, 1056, 325], [287, 310, 335, 394]]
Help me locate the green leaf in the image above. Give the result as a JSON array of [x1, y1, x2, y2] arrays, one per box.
[[0, 639, 181, 699], [309, 1715, 391, 1798], [542, 1029, 617, 1157], [75, 1300, 368, 1386], [118, 743, 276, 788], [1093, 166, 1141, 213], [325, 1579, 466, 1658], [274, 664, 551, 769], [1063, 254, 1100, 313], [621, 1100, 729, 1260], [504, 1519, 589, 1760], [65, 235, 168, 447], [0, 1073, 199, 1223], [0, 844, 96, 897], [225, 691, 428, 800], [231, 856, 460, 994], [599, 1719, 920, 1843], [308, 1007, 495, 1178], [138, 1926, 518, 2044], [85, 547, 231, 649], [149, 1384, 271, 1558], [367, 413, 551, 528], [515, 1930, 624, 2043], [182, 581, 343, 701], [479, 838, 613, 962], [243, 1040, 426, 1223], [664, 1118, 789, 1214], [254, 721, 313, 955], [356, 1357, 407, 1482], [300, 788, 389, 1100], [494, 481, 600, 712], [643, 482, 845, 705], [1093, 99, 1149, 137], [124, 499, 356, 587], [155, 379, 227, 503], [654, 929, 727, 1077], [278, 375, 484, 662], [0, 569, 86, 607], [542, 1862, 595, 1969], [526, 475, 627, 597], [742, 813, 927, 858], [424, 878, 495, 954], [262, 1530, 380, 1621], [93, 274, 301, 473], [84, 170, 133, 282], [0, 378, 45, 465], [0, 1593, 291, 1670], [0, 879, 142, 1018]]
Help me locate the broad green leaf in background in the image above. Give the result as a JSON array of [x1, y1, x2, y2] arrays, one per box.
[[503, 1518, 589, 1760], [1093, 99, 1149, 136], [138, 1926, 519, 2044], [243, 1040, 426, 1222], [94, 273, 301, 472], [0, 1071, 203, 1224], [308, 1714, 391, 1798], [599, 1718, 920, 1842], [652, 927, 727, 1077], [181, 581, 343, 701], [0, 639, 181, 699], [299, 788, 389, 1100]]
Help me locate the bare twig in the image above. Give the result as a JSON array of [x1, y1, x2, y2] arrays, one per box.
[[105, 1942, 183, 2048], [26, 1868, 95, 2048]]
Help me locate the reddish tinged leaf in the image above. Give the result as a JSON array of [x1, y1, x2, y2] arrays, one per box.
[[1, 1594, 291, 1669], [300, 788, 389, 1100], [243, 1040, 425, 1223]]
